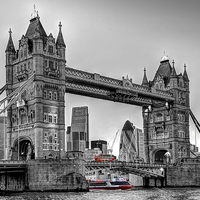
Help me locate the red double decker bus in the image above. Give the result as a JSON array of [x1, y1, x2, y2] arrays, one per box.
[[95, 154, 115, 162]]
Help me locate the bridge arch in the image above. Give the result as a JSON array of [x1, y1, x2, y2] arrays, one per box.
[[153, 149, 168, 164], [11, 136, 34, 160]]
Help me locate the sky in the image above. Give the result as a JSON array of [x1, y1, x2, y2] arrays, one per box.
[[0, 0, 200, 157]]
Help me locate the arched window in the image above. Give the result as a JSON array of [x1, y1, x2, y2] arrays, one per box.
[[49, 135, 53, 143], [49, 91, 52, 99], [156, 113, 163, 122], [53, 92, 57, 100]]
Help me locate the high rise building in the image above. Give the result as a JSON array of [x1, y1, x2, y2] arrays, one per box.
[[91, 140, 107, 154], [70, 106, 89, 152], [118, 120, 144, 162]]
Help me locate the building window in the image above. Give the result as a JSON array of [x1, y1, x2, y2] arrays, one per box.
[[24, 48, 27, 57], [55, 62, 58, 70], [53, 115, 57, 124], [49, 135, 53, 144], [44, 113, 48, 122], [178, 113, 185, 121], [49, 91, 52, 99], [49, 115, 53, 123], [179, 130, 185, 138], [48, 45, 53, 54], [44, 60, 48, 71], [53, 92, 57, 100], [21, 50, 23, 58], [43, 90, 47, 99], [80, 132, 85, 140], [73, 132, 79, 140], [49, 60, 54, 70], [156, 113, 164, 122], [44, 113, 57, 124], [24, 63, 27, 71], [55, 133, 57, 138], [166, 115, 170, 121]]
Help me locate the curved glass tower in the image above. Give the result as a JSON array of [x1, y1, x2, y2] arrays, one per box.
[[118, 120, 138, 162]]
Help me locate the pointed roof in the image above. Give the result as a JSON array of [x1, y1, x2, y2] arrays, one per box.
[[153, 58, 172, 85], [183, 64, 189, 81], [6, 29, 15, 53], [56, 22, 66, 47], [25, 15, 47, 39], [122, 120, 134, 132], [170, 60, 177, 78], [142, 68, 149, 86], [120, 120, 136, 152]]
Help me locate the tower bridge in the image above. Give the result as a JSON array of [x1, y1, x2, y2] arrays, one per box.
[[1, 12, 192, 165], [0, 10, 200, 191]]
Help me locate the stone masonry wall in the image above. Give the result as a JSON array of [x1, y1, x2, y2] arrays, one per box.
[[26, 159, 89, 192], [167, 158, 200, 186]]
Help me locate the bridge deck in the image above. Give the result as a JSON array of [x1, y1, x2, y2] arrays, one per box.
[[0, 160, 26, 172]]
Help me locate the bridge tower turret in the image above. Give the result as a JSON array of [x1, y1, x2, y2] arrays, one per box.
[[5, 11, 66, 160], [143, 55, 190, 164]]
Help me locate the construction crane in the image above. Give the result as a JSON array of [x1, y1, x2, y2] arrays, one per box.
[[107, 129, 120, 155]]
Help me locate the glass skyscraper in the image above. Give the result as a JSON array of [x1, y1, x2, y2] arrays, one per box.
[[69, 106, 89, 152]]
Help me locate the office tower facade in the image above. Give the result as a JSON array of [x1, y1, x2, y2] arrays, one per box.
[[70, 106, 89, 152], [118, 120, 144, 162], [91, 140, 107, 154]]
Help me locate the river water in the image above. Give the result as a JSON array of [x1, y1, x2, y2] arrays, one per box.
[[0, 187, 200, 200]]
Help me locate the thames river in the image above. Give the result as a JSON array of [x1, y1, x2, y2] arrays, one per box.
[[0, 188, 200, 200]]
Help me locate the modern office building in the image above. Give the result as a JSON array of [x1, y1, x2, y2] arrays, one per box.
[[91, 140, 107, 155], [118, 120, 144, 162], [69, 106, 89, 152]]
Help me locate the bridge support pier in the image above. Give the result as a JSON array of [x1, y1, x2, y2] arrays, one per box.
[[154, 178, 157, 187], [143, 177, 150, 187]]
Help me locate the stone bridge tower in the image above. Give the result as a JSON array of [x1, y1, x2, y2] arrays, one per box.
[[5, 12, 66, 160], [142, 55, 190, 164]]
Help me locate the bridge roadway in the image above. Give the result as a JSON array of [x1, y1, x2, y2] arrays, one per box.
[[85, 161, 166, 178], [0, 160, 165, 178], [0, 160, 26, 172]]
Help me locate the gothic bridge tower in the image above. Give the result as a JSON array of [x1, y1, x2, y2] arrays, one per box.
[[5, 12, 66, 160], [142, 55, 190, 164]]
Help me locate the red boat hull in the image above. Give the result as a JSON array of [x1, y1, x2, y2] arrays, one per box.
[[90, 185, 133, 190]]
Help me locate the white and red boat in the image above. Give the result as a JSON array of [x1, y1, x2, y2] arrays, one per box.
[[88, 177, 133, 190]]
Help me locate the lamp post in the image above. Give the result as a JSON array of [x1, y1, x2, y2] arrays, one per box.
[[143, 105, 151, 163], [164, 151, 171, 186], [18, 107, 20, 161]]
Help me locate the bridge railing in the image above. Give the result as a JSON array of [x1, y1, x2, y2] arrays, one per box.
[[0, 160, 26, 165], [86, 161, 166, 168]]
